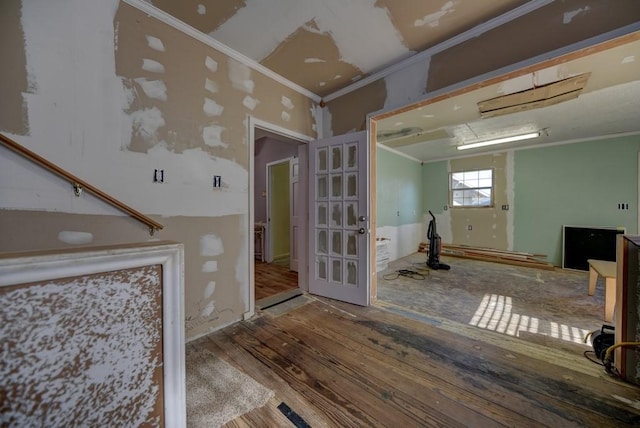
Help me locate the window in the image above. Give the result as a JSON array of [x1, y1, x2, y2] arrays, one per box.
[[450, 169, 493, 207]]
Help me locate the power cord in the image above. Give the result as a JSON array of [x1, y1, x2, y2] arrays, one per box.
[[383, 268, 428, 281]]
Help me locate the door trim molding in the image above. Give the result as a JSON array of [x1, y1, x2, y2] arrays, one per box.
[[246, 117, 313, 320]]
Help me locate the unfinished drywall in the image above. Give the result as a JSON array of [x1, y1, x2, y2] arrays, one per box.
[[375, 147, 423, 261], [151, 0, 246, 34], [261, 20, 363, 97], [1, 264, 164, 426], [426, 0, 640, 92], [0, 0, 317, 339], [326, 0, 640, 137], [208, 0, 410, 98], [378, 0, 527, 53], [422, 160, 452, 244], [449, 153, 511, 249], [325, 79, 387, 136], [514, 135, 640, 266], [0, 1, 30, 136]]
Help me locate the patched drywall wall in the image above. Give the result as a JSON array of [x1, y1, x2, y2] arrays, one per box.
[[449, 153, 511, 249], [325, 79, 387, 135], [115, 2, 316, 162], [1, 264, 164, 426], [426, 0, 640, 92], [326, 0, 640, 136], [0, 0, 317, 339], [378, 0, 527, 52], [0, 1, 30, 135], [376, 147, 424, 261]]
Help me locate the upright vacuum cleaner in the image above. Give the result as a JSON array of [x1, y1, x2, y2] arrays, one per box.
[[427, 210, 450, 270]]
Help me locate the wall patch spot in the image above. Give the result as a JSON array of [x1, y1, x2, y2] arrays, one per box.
[[563, 6, 590, 24], [58, 231, 94, 245], [131, 107, 165, 140], [134, 78, 167, 101], [197, 4, 206, 15], [202, 261, 218, 272], [204, 281, 216, 298], [228, 59, 254, 93], [146, 35, 165, 52], [203, 98, 224, 116], [203, 125, 228, 148], [281, 111, 291, 122], [205, 56, 218, 73], [201, 234, 224, 256], [622, 55, 635, 64], [205, 78, 218, 94], [415, 1, 455, 28], [200, 300, 216, 317], [243, 96, 259, 111], [142, 59, 165, 74], [281, 96, 294, 110], [304, 58, 326, 63]]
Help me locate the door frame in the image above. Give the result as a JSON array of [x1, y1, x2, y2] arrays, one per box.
[[246, 116, 313, 320], [265, 157, 294, 264]]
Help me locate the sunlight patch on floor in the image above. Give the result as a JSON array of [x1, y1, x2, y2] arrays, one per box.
[[469, 294, 590, 344]]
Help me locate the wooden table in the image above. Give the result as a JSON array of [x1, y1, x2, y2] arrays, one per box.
[[587, 259, 617, 322]]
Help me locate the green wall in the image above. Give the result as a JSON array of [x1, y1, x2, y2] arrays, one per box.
[[514, 136, 640, 265], [376, 148, 423, 226], [421, 160, 449, 216], [271, 162, 290, 258]]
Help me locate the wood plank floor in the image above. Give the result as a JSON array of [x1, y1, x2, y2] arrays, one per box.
[[192, 296, 640, 427], [255, 261, 298, 300]]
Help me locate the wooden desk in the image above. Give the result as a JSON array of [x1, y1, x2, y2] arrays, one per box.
[[587, 259, 616, 322]]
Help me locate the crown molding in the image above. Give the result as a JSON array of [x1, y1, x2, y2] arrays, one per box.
[[323, 0, 554, 103], [122, 0, 322, 103]]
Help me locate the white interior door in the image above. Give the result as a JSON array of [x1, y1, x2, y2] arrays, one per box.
[[308, 131, 369, 306], [290, 157, 299, 272]]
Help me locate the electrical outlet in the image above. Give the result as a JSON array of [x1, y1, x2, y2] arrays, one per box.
[[502, 204, 509, 210], [444, 205, 448, 211], [153, 169, 164, 183], [467, 225, 472, 231], [618, 203, 629, 210], [213, 175, 222, 188]]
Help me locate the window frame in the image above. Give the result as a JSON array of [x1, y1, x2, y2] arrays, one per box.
[[448, 168, 495, 208]]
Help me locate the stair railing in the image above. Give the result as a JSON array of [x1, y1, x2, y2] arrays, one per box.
[[0, 133, 163, 235]]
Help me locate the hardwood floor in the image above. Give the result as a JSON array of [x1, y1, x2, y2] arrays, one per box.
[[254, 261, 298, 301], [193, 295, 640, 427]]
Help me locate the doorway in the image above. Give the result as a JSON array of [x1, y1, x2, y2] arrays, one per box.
[[250, 120, 309, 310]]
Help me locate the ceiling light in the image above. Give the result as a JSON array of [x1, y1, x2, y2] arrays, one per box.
[[457, 132, 540, 151]]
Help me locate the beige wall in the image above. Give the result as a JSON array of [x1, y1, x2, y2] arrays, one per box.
[[449, 153, 512, 250], [0, 0, 317, 339]]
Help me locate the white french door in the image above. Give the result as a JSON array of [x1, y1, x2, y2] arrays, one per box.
[[290, 157, 299, 272], [308, 131, 369, 306]]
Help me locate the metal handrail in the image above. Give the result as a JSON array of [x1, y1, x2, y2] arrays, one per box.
[[0, 133, 163, 235]]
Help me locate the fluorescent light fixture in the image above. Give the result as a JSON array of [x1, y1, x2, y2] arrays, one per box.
[[457, 132, 540, 151]]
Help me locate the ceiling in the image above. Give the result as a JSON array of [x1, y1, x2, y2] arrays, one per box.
[[374, 36, 640, 162], [148, 0, 529, 98], [145, 0, 640, 161]]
